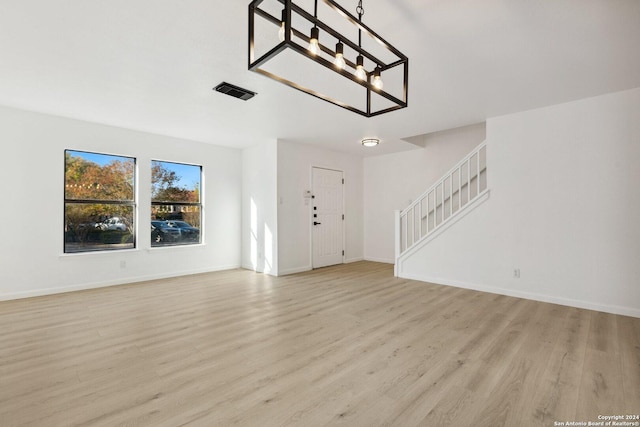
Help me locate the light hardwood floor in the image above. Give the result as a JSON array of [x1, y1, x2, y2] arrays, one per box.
[[1, 262, 638, 426]]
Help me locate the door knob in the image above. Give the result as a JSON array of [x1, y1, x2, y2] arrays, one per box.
[[313, 221, 322, 225]]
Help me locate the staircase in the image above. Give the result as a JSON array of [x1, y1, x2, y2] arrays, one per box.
[[395, 142, 488, 274]]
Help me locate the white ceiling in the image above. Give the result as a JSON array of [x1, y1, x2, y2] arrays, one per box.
[[1, 0, 639, 156]]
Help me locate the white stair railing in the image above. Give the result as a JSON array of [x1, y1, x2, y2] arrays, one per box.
[[395, 142, 487, 258]]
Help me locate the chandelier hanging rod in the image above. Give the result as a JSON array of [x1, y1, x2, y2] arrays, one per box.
[[316, 0, 407, 60]]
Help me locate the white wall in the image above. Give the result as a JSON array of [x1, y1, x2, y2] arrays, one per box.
[[277, 140, 364, 275], [398, 88, 640, 317], [241, 140, 278, 275], [363, 123, 486, 263], [0, 106, 242, 300]]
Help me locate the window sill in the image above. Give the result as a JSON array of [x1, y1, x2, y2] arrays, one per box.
[[147, 243, 206, 252], [59, 247, 140, 258]]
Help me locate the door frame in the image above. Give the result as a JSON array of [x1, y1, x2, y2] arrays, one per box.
[[310, 166, 345, 269]]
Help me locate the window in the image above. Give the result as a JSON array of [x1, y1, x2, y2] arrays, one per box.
[[151, 161, 202, 246], [64, 150, 136, 253]]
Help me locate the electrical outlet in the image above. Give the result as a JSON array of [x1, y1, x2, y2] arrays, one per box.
[[513, 268, 520, 278], [120, 260, 127, 269]]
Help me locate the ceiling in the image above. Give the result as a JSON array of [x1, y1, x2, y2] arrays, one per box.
[[1, 0, 639, 156]]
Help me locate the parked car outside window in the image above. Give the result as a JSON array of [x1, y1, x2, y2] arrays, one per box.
[[96, 217, 128, 231], [151, 220, 181, 245], [165, 220, 200, 242]]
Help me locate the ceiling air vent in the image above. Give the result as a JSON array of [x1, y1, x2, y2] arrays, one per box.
[[213, 82, 256, 101]]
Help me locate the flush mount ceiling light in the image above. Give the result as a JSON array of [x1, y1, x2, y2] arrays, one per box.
[[249, 0, 408, 117], [361, 138, 380, 147]]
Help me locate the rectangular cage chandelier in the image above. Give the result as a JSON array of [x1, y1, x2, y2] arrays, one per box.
[[249, 0, 408, 117]]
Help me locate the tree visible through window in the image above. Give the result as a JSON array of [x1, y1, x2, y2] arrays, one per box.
[[64, 150, 136, 253], [151, 161, 202, 246]]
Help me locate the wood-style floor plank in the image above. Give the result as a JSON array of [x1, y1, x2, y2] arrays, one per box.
[[0, 262, 638, 426]]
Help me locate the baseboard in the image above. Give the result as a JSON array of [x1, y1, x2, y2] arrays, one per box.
[[399, 273, 640, 319], [241, 263, 256, 272], [0, 264, 241, 302], [278, 257, 364, 275], [278, 265, 313, 276], [249, 258, 366, 277], [363, 256, 394, 264], [240, 263, 281, 276]]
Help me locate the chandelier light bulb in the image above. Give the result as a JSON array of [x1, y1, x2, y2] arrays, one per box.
[[334, 42, 346, 70], [308, 39, 320, 55], [373, 66, 384, 90], [308, 27, 320, 55], [355, 55, 366, 80], [278, 10, 292, 42]]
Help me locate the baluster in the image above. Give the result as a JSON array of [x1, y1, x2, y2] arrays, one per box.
[[426, 191, 430, 234], [440, 182, 444, 226], [418, 200, 422, 238], [458, 165, 462, 211], [450, 172, 453, 217], [394, 210, 401, 259], [477, 150, 481, 196], [467, 158, 471, 203], [410, 207, 414, 247], [433, 190, 436, 229], [403, 214, 407, 252]]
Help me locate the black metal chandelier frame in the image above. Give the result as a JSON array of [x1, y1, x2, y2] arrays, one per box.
[[249, 0, 408, 117]]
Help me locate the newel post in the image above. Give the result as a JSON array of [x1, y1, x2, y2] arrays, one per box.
[[394, 210, 401, 277]]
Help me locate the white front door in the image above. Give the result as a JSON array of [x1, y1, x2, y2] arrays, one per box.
[[312, 167, 344, 268]]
